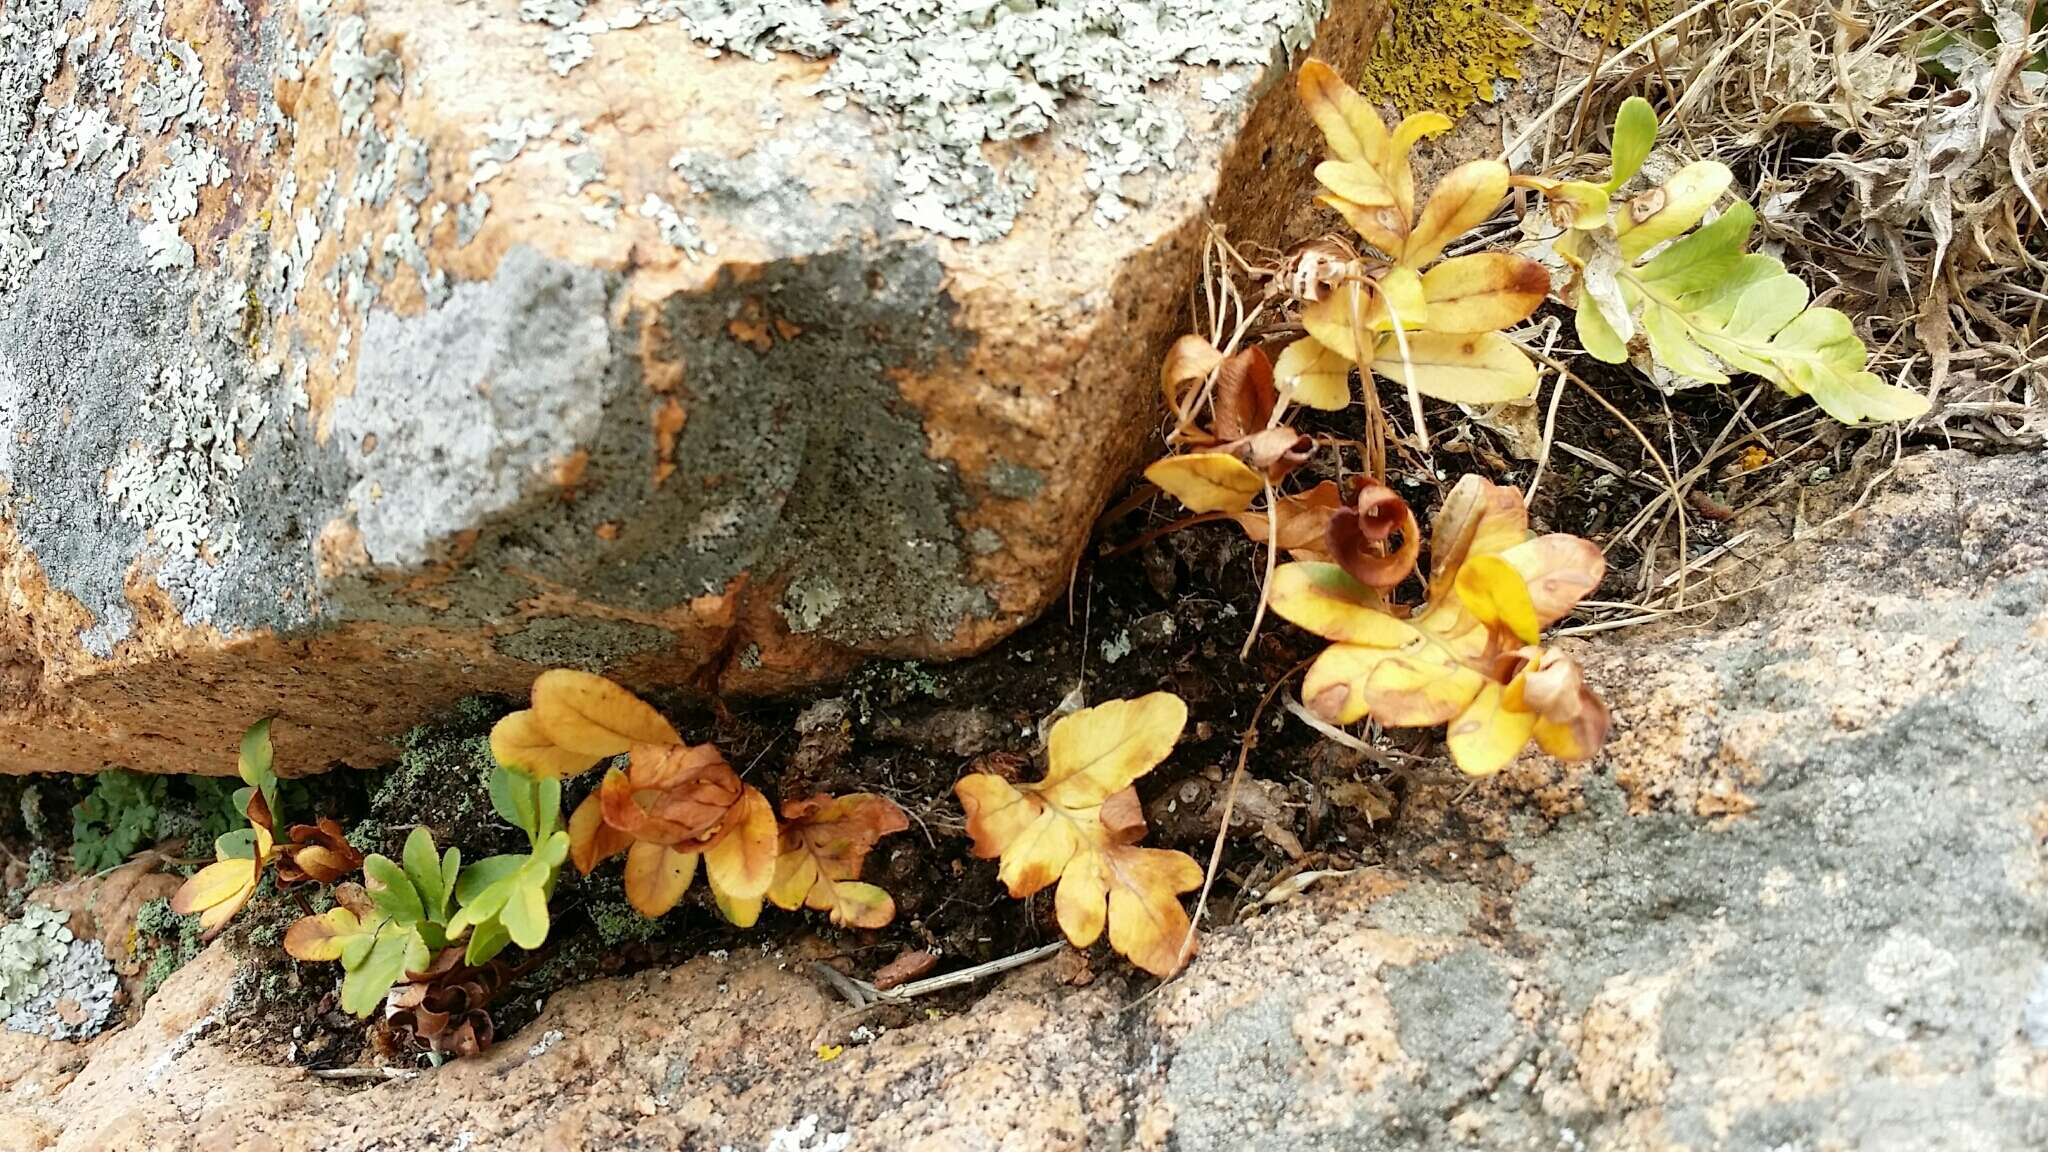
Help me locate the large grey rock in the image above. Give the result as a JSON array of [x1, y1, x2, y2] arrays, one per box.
[[5, 449, 2043, 1150], [0, 0, 1378, 776]]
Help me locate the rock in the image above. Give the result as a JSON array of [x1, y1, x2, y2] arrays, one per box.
[[5, 448, 2044, 1148], [0, 1, 1383, 775]]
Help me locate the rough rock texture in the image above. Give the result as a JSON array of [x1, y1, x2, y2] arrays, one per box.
[[0, 0, 1382, 776], [3, 448, 2044, 1149]]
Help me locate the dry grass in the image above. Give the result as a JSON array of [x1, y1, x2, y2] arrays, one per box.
[[1526, 0, 2046, 446]]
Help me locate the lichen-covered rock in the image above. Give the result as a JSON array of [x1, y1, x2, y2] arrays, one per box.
[[0, 0, 1381, 776], [4, 449, 2044, 1149]]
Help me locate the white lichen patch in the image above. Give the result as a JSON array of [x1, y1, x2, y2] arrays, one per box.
[[636, 192, 714, 260], [1, 904, 119, 1041], [572, 0, 1329, 239], [105, 356, 269, 562]]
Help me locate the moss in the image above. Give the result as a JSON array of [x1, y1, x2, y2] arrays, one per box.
[[355, 695, 516, 860], [848, 659, 951, 725], [135, 896, 206, 1003], [588, 897, 663, 949], [1359, 0, 1538, 118]]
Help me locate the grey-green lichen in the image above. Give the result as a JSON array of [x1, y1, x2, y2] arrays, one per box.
[[542, 1, 1330, 239], [1, 903, 119, 1040]]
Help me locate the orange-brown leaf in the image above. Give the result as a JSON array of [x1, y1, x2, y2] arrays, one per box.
[[768, 793, 908, 926], [1161, 334, 1223, 417], [600, 745, 741, 845], [1231, 481, 1343, 552], [567, 792, 633, 875], [1325, 480, 1420, 590]]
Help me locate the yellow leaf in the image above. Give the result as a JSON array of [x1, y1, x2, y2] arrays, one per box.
[[1370, 330, 1538, 404], [1301, 643, 1399, 724], [1428, 474, 1532, 590], [1301, 272, 1426, 363], [1266, 562, 1421, 646], [1296, 58, 1388, 167], [529, 670, 682, 758], [1161, 334, 1222, 415], [1386, 111, 1453, 221], [1314, 159, 1397, 207], [283, 907, 364, 963], [1404, 160, 1510, 268], [1524, 652, 1612, 761], [1445, 681, 1538, 777], [1144, 453, 1262, 514], [1319, 194, 1408, 261], [1454, 555, 1541, 644], [490, 710, 603, 780], [1357, 649, 1492, 726], [703, 786, 779, 907], [1498, 535, 1606, 627], [1618, 161, 1734, 261], [1041, 694, 1187, 811], [1273, 338, 1352, 411], [623, 841, 697, 917], [817, 1044, 845, 1062], [955, 694, 1202, 977], [1419, 253, 1550, 334]]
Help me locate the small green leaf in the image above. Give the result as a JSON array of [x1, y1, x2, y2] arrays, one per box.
[[1604, 97, 1658, 193], [501, 877, 550, 950], [364, 854, 425, 925], [340, 923, 428, 1018], [455, 854, 526, 907], [438, 847, 462, 923], [1635, 202, 1755, 295], [239, 720, 278, 817], [488, 764, 537, 837], [215, 827, 260, 861], [401, 828, 447, 921], [464, 918, 512, 967]]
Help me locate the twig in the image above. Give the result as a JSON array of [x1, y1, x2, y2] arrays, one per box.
[[310, 1066, 419, 1082]]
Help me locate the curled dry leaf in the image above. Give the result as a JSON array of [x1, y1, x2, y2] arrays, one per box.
[[277, 817, 364, 887], [1325, 479, 1420, 590], [954, 693, 1202, 978], [1268, 475, 1611, 777], [767, 793, 910, 929], [568, 740, 777, 925]]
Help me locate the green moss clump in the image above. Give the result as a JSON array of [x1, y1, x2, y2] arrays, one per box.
[[354, 696, 514, 859], [588, 897, 663, 949], [1359, 0, 1538, 118], [134, 897, 205, 1002]]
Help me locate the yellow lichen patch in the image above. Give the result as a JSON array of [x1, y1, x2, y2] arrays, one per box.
[[1358, 0, 1538, 119], [1554, 0, 1671, 44]]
